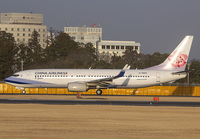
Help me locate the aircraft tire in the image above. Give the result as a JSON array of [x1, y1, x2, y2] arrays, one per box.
[[96, 89, 102, 95], [22, 90, 26, 94]]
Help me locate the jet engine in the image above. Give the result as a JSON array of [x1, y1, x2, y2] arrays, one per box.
[[68, 82, 87, 92]]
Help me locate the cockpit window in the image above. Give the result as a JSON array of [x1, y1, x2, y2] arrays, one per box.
[[12, 74, 19, 77]]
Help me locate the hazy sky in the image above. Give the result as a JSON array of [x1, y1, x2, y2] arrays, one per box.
[[1, 0, 200, 60]]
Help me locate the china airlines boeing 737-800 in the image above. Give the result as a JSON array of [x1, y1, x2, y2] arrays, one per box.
[[5, 36, 193, 95]]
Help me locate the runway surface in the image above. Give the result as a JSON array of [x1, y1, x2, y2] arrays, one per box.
[[1, 98, 200, 107]]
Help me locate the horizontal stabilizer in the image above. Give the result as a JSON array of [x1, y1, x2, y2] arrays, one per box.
[[171, 69, 194, 75]]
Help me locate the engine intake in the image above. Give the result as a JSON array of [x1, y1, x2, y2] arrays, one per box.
[[68, 82, 87, 92]]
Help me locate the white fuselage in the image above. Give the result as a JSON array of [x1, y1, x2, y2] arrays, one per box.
[[5, 69, 186, 89]]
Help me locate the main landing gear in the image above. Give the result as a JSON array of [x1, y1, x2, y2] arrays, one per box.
[[22, 90, 26, 94], [96, 89, 102, 95]]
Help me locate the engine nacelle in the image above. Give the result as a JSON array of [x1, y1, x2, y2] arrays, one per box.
[[68, 82, 87, 92]]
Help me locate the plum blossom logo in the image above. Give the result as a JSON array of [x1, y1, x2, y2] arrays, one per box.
[[168, 51, 188, 67]]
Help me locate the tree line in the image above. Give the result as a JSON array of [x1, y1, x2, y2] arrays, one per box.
[[0, 31, 199, 83]]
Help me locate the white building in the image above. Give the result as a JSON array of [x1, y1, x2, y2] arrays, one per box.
[[64, 26, 102, 48], [97, 40, 140, 56], [64, 25, 141, 56], [0, 13, 47, 48]]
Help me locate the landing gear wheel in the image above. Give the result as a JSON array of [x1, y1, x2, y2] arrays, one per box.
[[22, 90, 26, 94], [96, 89, 102, 95]]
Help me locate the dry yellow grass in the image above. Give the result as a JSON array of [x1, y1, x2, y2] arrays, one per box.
[[0, 104, 200, 139]]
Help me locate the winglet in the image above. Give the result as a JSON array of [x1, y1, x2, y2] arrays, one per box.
[[115, 64, 129, 78], [123, 64, 129, 70]]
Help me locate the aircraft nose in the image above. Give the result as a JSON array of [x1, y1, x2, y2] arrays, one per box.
[[4, 76, 13, 82]]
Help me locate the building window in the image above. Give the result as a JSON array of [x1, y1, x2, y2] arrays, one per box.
[[43, 39, 45, 42], [81, 37, 84, 40], [0, 28, 1, 31], [17, 33, 20, 36], [106, 45, 110, 49], [23, 28, 25, 31], [126, 46, 133, 50], [71, 36, 75, 40], [28, 29, 31, 32], [135, 46, 138, 50], [43, 29, 45, 32], [102, 45, 105, 49], [5, 28, 8, 31], [23, 38, 25, 42], [23, 33, 25, 36], [43, 34, 45, 37], [17, 28, 20, 31], [121, 46, 124, 49], [116, 46, 119, 49], [17, 38, 19, 41], [11, 28, 14, 31], [111, 46, 115, 49], [39, 29, 40, 32], [28, 34, 31, 37]]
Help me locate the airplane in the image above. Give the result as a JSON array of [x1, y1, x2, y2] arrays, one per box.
[[4, 36, 193, 95]]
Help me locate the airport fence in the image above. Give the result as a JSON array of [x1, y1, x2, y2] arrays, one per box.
[[1, 83, 200, 96]]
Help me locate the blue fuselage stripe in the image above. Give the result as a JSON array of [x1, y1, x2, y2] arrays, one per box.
[[5, 79, 32, 84]]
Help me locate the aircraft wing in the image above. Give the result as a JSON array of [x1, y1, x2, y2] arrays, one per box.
[[86, 64, 128, 88]]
